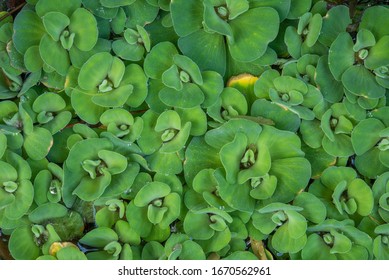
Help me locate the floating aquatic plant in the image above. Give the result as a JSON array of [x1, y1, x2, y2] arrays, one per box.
[[0, 0, 389, 260]]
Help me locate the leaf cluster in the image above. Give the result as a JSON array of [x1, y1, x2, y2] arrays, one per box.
[[0, 0, 389, 260]]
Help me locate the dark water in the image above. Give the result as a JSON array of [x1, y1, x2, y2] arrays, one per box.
[[0, 229, 12, 260], [77, 242, 100, 254]]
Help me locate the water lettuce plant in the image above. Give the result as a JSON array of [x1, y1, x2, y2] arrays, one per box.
[[0, 0, 389, 261]]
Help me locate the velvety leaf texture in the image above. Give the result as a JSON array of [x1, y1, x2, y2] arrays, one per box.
[[1, 0, 388, 261]]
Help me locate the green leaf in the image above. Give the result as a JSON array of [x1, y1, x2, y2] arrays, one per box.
[[271, 224, 307, 253], [293, 192, 327, 224], [112, 39, 144, 61], [285, 210, 307, 239], [115, 220, 141, 245], [33, 170, 53, 205], [258, 125, 305, 160], [29, 202, 68, 223], [223, 251, 257, 260], [42, 12, 70, 41], [24, 127, 53, 160], [100, 0, 136, 8], [79, 227, 118, 248], [365, 35, 389, 70], [322, 134, 354, 157], [183, 211, 214, 240], [159, 83, 204, 108], [134, 182, 171, 207], [269, 157, 311, 203], [178, 30, 226, 76], [93, 83, 131, 105], [137, 110, 162, 155], [6, 151, 32, 180], [196, 228, 231, 253], [221, 87, 248, 115], [98, 150, 127, 175], [73, 171, 112, 201], [159, 193, 181, 228], [144, 42, 178, 79], [285, 26, 302, 59], [373, 236, 389, 260], [300, 119, 323, 148], [9, 225, 41, 260], [35, 0, 81, 17], [18, 102, 33, 135], [380, 150, 389, 168], [351, 118, 385, 155], [258, 202, 303, 214], [0, 189, 14, 209], [180, 240, 206, 260], [228, 7, 279, 62], [250, 174, 277, 200], [214, 168, 255, 213], [170, 0, 204, 37], [43, 111, 72, 135], [176, 107, 208, 136], [319, 5, 351, 47], [341, 65, 386, 99], [320, 166, 356, 190], [287, 0, 311, 19], [198, 71, 224, 108], [334, 115, 353, 135], [39, 34, 70, 76], [78, 52, 113, 90], [0, 160, 17, 183], [126, 201, 153, 237], [33, 92, 66, 113], [205, 118, 261, 150], [103, 163, 140, 198], [220, 132, 247, 184], [162, 65, 182, 90], [160, 122, 192, 153], [356, 149, 388, 179], [184, 136, 222, 187], [141, 241, 165, 260], [173, 54, 203, 85], [137, 25, 151, 52], [71, 90, 106, 124], [226, 0, 249, 20], [69, 8, 98, 51], [347, 179, 373, 216], [273, 76, 307, 94], [328, 32, 354, 81], [56, 246, 87, 260], [330, 229, 352, 254], [315, 55, 345, 103], [203, 0, 233, 38], [95, 206, 118, 228], [359, 6, 389, 40], [305, 13, 322, 47], [13, 10, 45, 54], [122, 64, 148, 108], [353, 29, 376, 52], [251, 99, 300, 132], [147, 204, 168, 224], [0, 133, 6, 159], [0, 100, 18, 120], [100, 108, 134, 127], [69, 38, 111, 68], [124, 0, 159, 28], [302, 234, 336, 259], [250, 0, 291, 21], [164, 234, 188, 257], [238, 143, 271, 184]]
